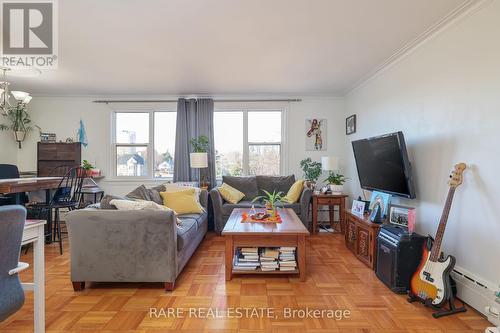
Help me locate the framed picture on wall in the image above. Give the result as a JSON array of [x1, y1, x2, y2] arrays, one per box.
[[346, 114, 356, 135], [305, 118, 327, 151]]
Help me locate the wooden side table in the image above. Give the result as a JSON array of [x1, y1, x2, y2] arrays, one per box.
[[311, 193, 348, 235]]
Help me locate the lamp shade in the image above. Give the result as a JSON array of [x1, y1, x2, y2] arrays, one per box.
[[22, 95, 32, 104], [11, 91, 29, 101], [190, 152, 208, 168], [321, 156, 339, 171]]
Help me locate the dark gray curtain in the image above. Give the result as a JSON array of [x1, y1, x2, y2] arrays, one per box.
[[173, 98, 216, 187]]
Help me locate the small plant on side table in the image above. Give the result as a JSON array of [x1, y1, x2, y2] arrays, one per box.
[[326, 172, 348, 194]]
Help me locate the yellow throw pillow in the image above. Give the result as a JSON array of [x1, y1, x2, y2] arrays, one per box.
[[160, 188, 204, 215], [282, 179, 305, 203], [218, 183, 245, 204]]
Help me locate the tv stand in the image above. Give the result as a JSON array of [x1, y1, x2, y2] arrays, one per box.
[[344, 211, 381, 270]]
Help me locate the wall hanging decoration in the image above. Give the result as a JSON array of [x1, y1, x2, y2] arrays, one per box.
[[305, 118, 327, 151], [346, 114, 356, 135], [77, 119, 88, 147]]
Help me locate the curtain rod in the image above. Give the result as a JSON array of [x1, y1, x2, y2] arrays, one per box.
[[92, 98, 302, 104]]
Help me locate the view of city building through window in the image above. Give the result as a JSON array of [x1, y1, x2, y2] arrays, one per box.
[[214, 110, 282, 178], [114, 111, 176, 177], [114, 109, 282, 178]]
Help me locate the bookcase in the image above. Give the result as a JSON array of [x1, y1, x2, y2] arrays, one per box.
[[37, 142, 82, 176]]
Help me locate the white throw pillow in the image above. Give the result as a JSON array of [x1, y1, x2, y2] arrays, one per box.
[[110, 199, 169, 211], [109, 199, 182, 226]]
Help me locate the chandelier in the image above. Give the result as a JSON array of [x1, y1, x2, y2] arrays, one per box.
[[0, 67, 33, 115]]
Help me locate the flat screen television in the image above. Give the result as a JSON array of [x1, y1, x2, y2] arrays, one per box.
[[351, 131, 416, 199]]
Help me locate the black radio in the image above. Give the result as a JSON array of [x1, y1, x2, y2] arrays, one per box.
[[376, 224, 427, 293]]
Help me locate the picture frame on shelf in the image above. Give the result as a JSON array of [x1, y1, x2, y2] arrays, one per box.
[[388, 204, 416, 232], [346, 114, 356, 135], [351, 200, 365, 216], [368, 190, 391, 217]]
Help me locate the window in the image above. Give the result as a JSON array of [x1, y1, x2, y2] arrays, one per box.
[[214, 110, 282, 178], [154, 112, 177, 178], [248, 111, 281, 176], [113, 110, 176, 178], [214, 112, 244, 178]]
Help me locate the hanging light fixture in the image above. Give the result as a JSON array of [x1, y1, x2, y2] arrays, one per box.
[[0, 67, 34, 115], [0, 66, 39, 148]]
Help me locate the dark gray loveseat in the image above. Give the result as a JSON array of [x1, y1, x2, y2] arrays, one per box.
[[66, 187, 208, 291], [210, 175, 312, 233]]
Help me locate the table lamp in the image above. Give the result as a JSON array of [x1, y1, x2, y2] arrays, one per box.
[[321, 156, 342, 194], [190, 152, 209, 189]]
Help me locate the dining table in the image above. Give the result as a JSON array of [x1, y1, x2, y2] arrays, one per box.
[[0, 177, 62, 203], [0, 177, 62, 242]]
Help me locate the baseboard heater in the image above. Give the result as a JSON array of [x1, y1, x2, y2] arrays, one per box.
[[451, 265, 499, 326]]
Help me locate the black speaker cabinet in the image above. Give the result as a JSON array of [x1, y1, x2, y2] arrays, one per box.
[[376, 224, 426, 294]]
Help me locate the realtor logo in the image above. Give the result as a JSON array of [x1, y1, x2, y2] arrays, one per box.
[[1, 0, 58, 68]]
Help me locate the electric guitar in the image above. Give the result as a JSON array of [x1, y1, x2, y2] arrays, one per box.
[[409, 163, 466, 306]]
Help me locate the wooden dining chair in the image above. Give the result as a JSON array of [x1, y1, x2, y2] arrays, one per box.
[[27, 167, 86, 254]]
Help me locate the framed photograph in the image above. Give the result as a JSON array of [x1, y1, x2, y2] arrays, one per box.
[[388, 204, 416, 231], [346, 114, 356, 135], [369, 190, 391, 217], [351, 200, 365, 216], [305, 118, 327, 151]]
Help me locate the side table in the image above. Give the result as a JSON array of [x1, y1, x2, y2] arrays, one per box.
[[311, 193, 348, 235]]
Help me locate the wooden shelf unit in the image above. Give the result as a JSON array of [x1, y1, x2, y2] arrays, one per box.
[[344, 210, 381, 270], [37, 142, 82, 176]]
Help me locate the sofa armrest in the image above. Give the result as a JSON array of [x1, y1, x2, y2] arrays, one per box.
[[66, 209, 178, 283], [199, 189, 208, 209], [209, 188, 225, 233], [299, 187, 312, 228]]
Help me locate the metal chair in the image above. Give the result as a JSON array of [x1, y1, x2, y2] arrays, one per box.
[[0, 205, 29, 322], [28, 167, 85, 254]]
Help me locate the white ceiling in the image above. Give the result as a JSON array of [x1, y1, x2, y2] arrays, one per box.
[[12, 0, 466, 96]]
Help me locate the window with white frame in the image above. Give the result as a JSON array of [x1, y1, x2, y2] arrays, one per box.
[[113, 110, 176, 178], [214, 110, 282, 178]]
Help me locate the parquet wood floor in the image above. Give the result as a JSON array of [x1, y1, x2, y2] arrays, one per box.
[[0, 232, 491, 332]]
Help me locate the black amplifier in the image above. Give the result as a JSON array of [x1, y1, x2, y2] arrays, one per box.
[[376, 224, 427, 293]]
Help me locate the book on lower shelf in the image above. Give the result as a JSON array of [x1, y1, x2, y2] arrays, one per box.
[[278, 246, 297, 271], [233, 248, 260, 271], [233, 246, 299, 272]]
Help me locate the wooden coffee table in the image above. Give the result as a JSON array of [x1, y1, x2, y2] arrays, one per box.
[[222, 208, 310, 281]]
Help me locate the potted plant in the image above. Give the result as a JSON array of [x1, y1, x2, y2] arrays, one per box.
[[326, 172, 348, 194], [299, 158, 322, 190], [82, 160, 94, 177], [0, 104, 36, 149], [252, 190, 284, 218], [189, 135, 210, 188]]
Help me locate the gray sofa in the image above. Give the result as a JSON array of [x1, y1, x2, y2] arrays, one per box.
[[66, 188, 208, 291], [210, 175, 312, 233]]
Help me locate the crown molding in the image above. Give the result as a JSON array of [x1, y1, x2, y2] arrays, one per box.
[[345, 0, 493, 96]]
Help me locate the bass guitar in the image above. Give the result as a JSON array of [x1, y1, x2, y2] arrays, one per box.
[[409, 163, 466, 307]]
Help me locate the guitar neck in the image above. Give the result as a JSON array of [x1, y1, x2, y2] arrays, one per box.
[[430, 187, 456, 262]]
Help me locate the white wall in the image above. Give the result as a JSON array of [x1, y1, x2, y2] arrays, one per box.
[[0, 131, 18, 165], [344, 1, 500, 285], [12, 95, 344, 195]]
